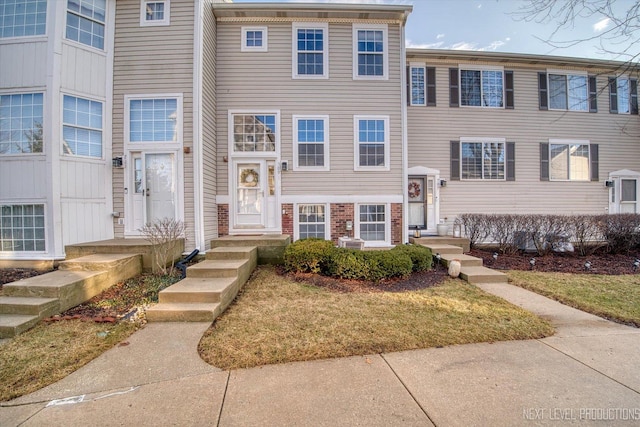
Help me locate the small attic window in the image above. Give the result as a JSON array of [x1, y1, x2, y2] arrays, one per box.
[[242, 27, 268, 52], [141, 0, 170, 26]]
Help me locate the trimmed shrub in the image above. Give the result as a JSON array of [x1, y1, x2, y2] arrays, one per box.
[[596, 214, 640, 254], [283, 238, 335, 273], [391, 244, 432, 272], [325, 248, 413, 282], [325, 248, 370, 280]]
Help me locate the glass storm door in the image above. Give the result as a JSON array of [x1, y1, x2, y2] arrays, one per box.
[[145, 153, 176, 222], [131, 154, 145, 231], [408, 176, 437, 232], [620, 179, 638, 213], [235, 162, 265, 227]]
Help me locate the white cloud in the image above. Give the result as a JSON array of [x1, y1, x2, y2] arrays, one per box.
[[406, 39, 445, 49], [436, 34, 445, 39], [407, 38, 509, 52], [478, 40, 506, 51], [477, 4, 482, 9], [593, 17, 610, 32], [451, 42, 478, 50]]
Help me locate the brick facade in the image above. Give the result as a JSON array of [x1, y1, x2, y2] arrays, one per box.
[[391, 203, 403, 245], [329, 203, 355, 243], [281, 203, 293, 236], [217, 204, 229, 237]]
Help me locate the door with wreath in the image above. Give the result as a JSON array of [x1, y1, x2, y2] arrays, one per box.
[[408, 176, 436, 233]]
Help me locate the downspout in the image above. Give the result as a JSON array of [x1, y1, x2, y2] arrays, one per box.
[[192, 0, 205, 251], [400, 19, 409, 244]]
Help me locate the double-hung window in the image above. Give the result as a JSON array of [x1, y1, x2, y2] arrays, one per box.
[[128, 97, 179, 143], [549, 140, 590, 181], [460, 67, 504, 107], [353, 24, 387, 79], [66, 0, 106, 50], [0, 0, 47, 38], [141, 0, 170, 26], [62, 95, 103, 158], [293, 115, 328, 170], [296, 204, 329, 240], [0, 204, 45, 252], [292, 23, 327, 78], [410, 66, 426, 106], [548, 72, 588, 111], [460, 138, 505, 180], [609, 76, 638, 114], [0, 93, 44, 154], [357, 204, 388, 245], [241, 27, 267, 52], [354, 116, 389, 170]]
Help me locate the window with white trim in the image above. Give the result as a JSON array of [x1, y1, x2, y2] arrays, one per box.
[[62, 95, 103, 158], [353, 24, 387, 79], [549, 141, 590, 181], [241, 27, 267, 52], [296, 204, 328, 240], [293, 116, 328, 170], [410, 66, 426, 106], [548, 72, 588, 111], [460, 68, 503, 107], [232, 114, 277, 152], [293, 22, 327, 78], [354, 116, 389, 170], [0, 204, 45, 252], [128, 97, 179, 143], [358, 204, 387, 243], [66, 0, 106, 50], [141, 0, 170, 26], [0, 0, 46, 38], [460, 139, 505, 180], [0, 93, 44, 154]]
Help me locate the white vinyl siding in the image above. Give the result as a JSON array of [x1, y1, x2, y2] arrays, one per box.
[[292, 22, 328, 79], [0, 92, 44, 154], [0, 0, 46, 38], [66, 0, 106, 50]]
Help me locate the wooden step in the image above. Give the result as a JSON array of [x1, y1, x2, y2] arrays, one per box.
[[459, 266, 508, 284], [440, 253, 483, 267], [0, 296, 59, 316], [205, 246, 257, 261], [0, 314, 40, 338], [145, 302, 221, 322], [158, 277, 237, 304]]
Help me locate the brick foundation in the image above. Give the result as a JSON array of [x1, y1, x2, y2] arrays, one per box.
[[281, 203, 293, 236], [217, 204, 229, 237], [391, 203, 403, 245], [330, 203, 355, 243]]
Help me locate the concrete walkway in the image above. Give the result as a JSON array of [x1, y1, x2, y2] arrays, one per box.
[[2, 283, 640, 426]]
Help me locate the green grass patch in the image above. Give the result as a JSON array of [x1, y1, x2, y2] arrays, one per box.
[[199, 266, 554, 370], [507, 270, 640, 327]]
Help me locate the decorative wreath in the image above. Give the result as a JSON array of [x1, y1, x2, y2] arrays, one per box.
[[408, 181, 421, 199], [240, 168, 259, 187]]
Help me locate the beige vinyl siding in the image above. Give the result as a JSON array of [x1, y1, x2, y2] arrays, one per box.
[[215, 21, 404, 197], [112, 0, 195, 248], [408, 61, 640, 219], [202, 2, 218, 246]]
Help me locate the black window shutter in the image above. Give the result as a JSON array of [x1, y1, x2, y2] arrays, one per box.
[[540, 143, 549, 181], [505, 71, 514, 109], [450, 141, 460, 180], [449, 68, 459, 107], [631, 78, 638, 115], [406, 66, 411, 106], [590, 144, 599, 182], [609, 77, 618, 113], [426, 67, 436, 106], [538, 72, 548, 110], [506, 142, 515, 181], [589, 76, 598, 113]]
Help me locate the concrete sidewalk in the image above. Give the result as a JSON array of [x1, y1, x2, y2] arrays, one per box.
[[2, 282, 640, 426]]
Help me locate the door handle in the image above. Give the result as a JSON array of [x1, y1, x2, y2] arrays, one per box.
[[146, 188, 150, 197]]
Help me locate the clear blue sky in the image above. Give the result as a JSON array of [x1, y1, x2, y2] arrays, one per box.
[[231, 0, 635, 61]]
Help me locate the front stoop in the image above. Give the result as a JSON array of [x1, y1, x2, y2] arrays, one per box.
[[211, 235, 290, 265], [0, 253, 142, 338], [146, 246, 258, 322], [410, 236, 470, 253]]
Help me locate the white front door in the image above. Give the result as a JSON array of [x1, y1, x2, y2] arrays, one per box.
[[232, 159, 279, 231], [408, 175, 438, 234], [127, 152, 177, 234]]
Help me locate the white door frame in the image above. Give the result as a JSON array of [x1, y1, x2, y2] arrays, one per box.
[[608, 169, 640, 214], [124, 149, 184, 236], [407, 166, 440, 235]]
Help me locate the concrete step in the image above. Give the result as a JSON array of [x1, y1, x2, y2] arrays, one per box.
[[459, 266, 508, 284], [145, 302, 221, 322], [410, 236, 470, 252], [187, 259, 248, 279], [158, 277, 237, 304], [205, 246, 257, 262], [0, 296, 59, 316], [0, 314, 40, 338], [427, 244, 464, 255], [59, 253, 141, 272], [211, 235, 290, 264], [440, 253, 483, 267]]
